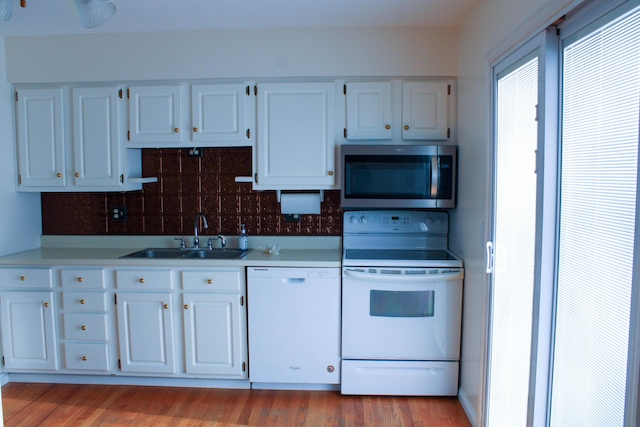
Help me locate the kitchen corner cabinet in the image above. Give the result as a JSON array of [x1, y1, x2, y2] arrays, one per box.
[[343, 79, 453, 142], [115, 269, 176, 374], [15, 88, 65, 188], [344, 82, 392, 140], [254, 82, 337, 190], [401, 81, 450, 140], [0, 267, 57, 371], [15, 86, 143, 192]]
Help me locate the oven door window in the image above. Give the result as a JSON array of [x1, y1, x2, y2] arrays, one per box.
[[370, 290, 435, 317]]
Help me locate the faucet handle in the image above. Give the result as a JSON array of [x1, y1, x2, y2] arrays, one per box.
[[207, 238, 214, 250], [174, 237, 186, 249], [217, 234, 227, 250]]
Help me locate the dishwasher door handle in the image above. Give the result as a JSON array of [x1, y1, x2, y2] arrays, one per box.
[[283, 278, 306, 284]]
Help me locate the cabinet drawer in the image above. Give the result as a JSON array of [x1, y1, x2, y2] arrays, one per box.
[[0, 267, 53, 288], [62, 291, 107, 312], [61, 268, 105, 289], [64, 343, 109, 371], [63, 313, 108, 341], [116, 269, 172, 290], [182, 269, 242, 291]]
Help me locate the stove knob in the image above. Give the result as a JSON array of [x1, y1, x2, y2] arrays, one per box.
[[348, 216, 358, 224], [358, 216, 367, 224]]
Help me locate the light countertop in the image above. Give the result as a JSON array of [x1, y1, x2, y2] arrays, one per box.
[[0, 236, 342, 268]]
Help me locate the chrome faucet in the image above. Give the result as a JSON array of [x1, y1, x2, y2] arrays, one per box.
[[193, 213, 208, 248]]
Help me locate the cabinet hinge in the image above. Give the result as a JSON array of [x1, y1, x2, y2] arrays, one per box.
[[118, 359, 122, 370], [254, 85, 257, 96], [14, 91, 18, 102], [118, 89, 123, 99], [254, 173, 258, 184], [343, 84, 346, 95], [448, 84, 451, 95], [343, 128, 347, 139], [246, 129, 250, 139], [18, 174, 22, 185], [246, 86, 250, 96], [127, 130, 130, 141], [242, 362, 246, 372], [114, 294, 118, 305], [240, 296, 244, 306], [120, 174, 124, 184], [447, 128, 451, 138], [127, 88, 130, 99], [2, 356, 4, 367]]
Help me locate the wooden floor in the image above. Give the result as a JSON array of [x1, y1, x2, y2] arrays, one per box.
[[1, 383, 471, 427]]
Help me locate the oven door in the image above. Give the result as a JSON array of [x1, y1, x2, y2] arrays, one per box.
[[341, 267, 463, 360]]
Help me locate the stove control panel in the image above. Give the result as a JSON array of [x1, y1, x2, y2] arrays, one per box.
[[343, 210, 448, 235]]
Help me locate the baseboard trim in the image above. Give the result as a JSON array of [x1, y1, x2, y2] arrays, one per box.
[[458, 387, 477, 427]]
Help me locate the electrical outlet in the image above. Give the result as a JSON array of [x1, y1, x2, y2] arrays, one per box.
[[283, 214, 302, 222], [187, 147, 203, 157], [112, 206, 127, 221]]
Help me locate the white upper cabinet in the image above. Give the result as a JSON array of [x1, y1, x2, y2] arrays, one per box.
[[343, 79, 453, 142], [15, 86, 143, 192], [402, 81, 450, 140], [345, 82, 392, 140], [72, 87, 123, 188], [255, 82, 337, 190], [191, 83, 253, 145], [128, 84, 183, 144], [16, 88, 66, 188]]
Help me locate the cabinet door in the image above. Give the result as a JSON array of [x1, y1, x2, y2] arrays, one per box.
[[256, 82, 336, 189], [128, 85, 183, 144], [0, 291, 57, 370], [116, 292, 176, 374], [72, 87, 123, 188], [402, 81, 449, 140], [345, 82, 392, 140], [191, 84, 252, 145], [183, 292, 247, 377], [16, 88, 66, 188]]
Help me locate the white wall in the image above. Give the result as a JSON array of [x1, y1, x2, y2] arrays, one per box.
[[452, 0, 582, 425], [5, 27, 457, 83], [0, 37, 41, 256]]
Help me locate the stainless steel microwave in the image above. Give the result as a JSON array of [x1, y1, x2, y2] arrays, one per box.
[[340, 144, 457, 209]]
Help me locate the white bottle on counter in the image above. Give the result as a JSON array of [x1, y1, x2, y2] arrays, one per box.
[[239, 224, 249, 251]]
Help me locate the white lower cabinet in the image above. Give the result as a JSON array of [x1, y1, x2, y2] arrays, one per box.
[[181, 267, 247, 378], [182, 293, 246, 377], [0, 290, 57, 371], [116, 291, 176, 374], [0, 267, 57, 371], [0, 264, 248, 384]]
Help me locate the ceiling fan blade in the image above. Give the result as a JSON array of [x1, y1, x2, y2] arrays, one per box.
[[74, 0, 116, 28], [0, 0, 12, 20]]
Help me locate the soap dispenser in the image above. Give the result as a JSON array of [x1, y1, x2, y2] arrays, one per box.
[[238, 224, 249, 251]]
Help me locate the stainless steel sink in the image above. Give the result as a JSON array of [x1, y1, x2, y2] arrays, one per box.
[[184, 249, 250, 259], [121, 248, 251, 260]]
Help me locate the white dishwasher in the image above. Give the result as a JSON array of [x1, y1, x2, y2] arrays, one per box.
[[247, 267, 341, 386]]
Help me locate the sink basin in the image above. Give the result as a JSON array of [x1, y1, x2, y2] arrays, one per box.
[[184, 249, 251, 260], [121, 248, 251, 260], [122, 248, 190, 259]]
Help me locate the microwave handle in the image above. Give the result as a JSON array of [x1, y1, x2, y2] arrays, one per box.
[[431, 156, 440, 198]]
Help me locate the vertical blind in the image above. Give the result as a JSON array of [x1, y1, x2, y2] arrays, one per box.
[[487, 55, 539, 426], [551, 8, 640, 426]]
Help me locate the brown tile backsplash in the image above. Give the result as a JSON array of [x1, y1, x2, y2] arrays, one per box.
[[41, 148, 343, 236]]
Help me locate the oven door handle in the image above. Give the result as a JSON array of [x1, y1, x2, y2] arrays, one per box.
[[343, 269, 463, 281]]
